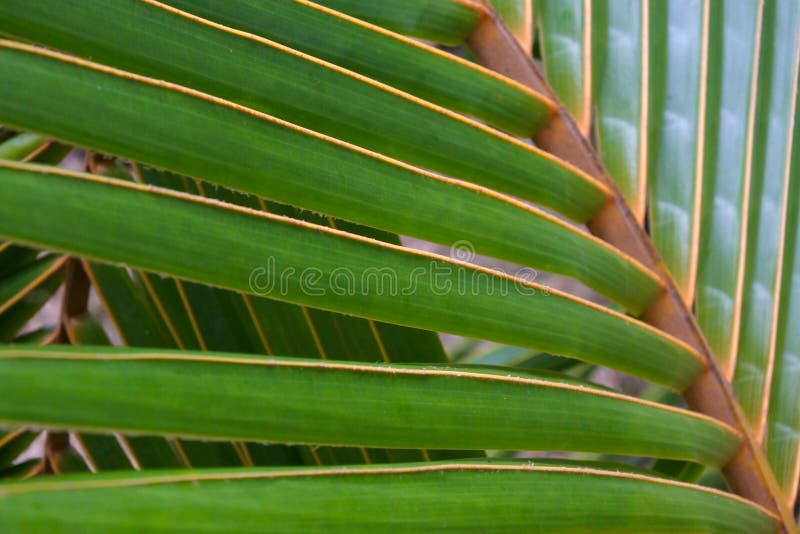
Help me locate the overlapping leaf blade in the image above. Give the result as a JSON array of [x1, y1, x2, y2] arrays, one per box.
[[0, 38, 668, 313], [67, 304, 301, 471], [139, 169, 459, 464], [0, 37, 598, 223], [156, 0, 548, 137], [0, 346, 738, 464], [0, 133, 67, 343], [0, 0, 562, 213], [0, 162, 704, 389]]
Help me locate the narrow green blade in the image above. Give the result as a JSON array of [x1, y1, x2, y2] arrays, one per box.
[[765, 108, 800, 505], [590, 0, 648, 221], [310, 0, 480, 45], [160, 0, 550, 137], [763, 5, 800, 505], [86, 263, 177, 349], [0, 162, 704, 388], [647, 0, 709, 302], [0, 346, 738, 464], [0, 464, 777, 533], [733, 0, 800, 430], [695, 0, 763, 373], [537, 0, 591, 133], [63, 286, 192, 473]]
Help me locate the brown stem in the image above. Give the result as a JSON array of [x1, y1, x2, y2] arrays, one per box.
[[467, 4, 794, 531], [57, 258, 91, 344]]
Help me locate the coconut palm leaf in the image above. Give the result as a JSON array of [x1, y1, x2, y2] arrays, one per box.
[[0, 0, 798, 531]]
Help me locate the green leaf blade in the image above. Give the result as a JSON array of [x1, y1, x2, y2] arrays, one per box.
[[733, 0, 800, 430], [763, 5, 800, 502], [695, 0, 762, 372], [538, 0, 591, 132], [590, 0, 647, 220], [0, 0, 560, 208], [0, 346, 738, 465], [646, 0, 708, 301], [162, 0, 547, 137], [0, 163, 704, 388], [0, 464, 777, 533], [312, 0, 481, 45], [0, 41, 662, 312]]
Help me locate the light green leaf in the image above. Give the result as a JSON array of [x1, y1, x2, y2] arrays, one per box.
[[764, 11, 800, 504], [590, 0, 648, 221], [733, 0, 800, 431], [0, 132, 46, 161], [538, 0, 591, 132], [646, 0, 709, 301], [695, 0, 763, 373]]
